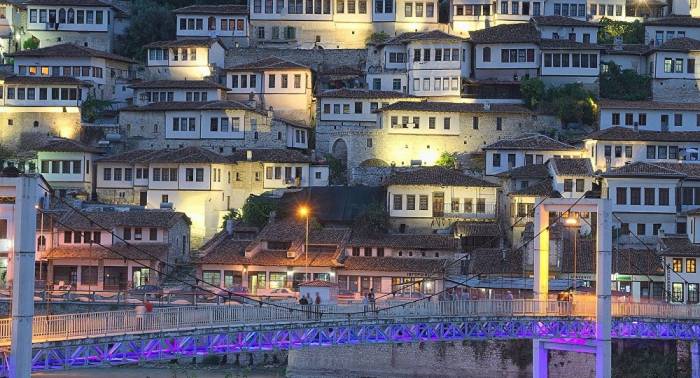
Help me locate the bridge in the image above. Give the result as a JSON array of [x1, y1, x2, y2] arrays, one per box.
[[1, 298, 700, 375]]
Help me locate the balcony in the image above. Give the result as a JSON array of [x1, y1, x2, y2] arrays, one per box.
[[441, 202, 496, 219]]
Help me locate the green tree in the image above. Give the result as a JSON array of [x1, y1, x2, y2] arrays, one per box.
[[239, 195, 278, 228], [352, 202, 390, 236], [597, 18, 644, 44], [115, 0, 177, 61], [599, 62, 651, 100], [220, 209, 241, 229], [435, 152, 457, 168], [366, 31, 390, 45], [81, 95, 114, 122], [545, 84, 597, 125], [520, 77, 545, 110], [22, 37, 39, 50], [324, 154, 347, 185]]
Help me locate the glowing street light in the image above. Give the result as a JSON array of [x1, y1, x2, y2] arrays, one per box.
[[563, 213, 580, 300], [298, 205, 310, 282]]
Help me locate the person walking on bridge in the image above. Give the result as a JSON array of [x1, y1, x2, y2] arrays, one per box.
[[314, 292, 321, 320]]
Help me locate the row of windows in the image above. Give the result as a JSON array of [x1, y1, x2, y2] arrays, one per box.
[[123, 227, 159, 241], [40, 160, 85, 175], [412, 48, 460, 62], [268, 73, 303, 89], [103, 167, 132, 181], [209, 117, 243, 133], [552, 2, 587, 17], [610, 112, 649, 127], [372, 77, 403, 91], [62, 231, 102, 245], [543, 53, 598, 69], [673, 258, 698, 273], [403, 2, 435, 17], [392, 194, 489, 213], [619, 223, 664, 237], [454, 4, 492, 16], [375, 0, 394, 13], [18, 65, 103, 79], [230, 74, 257, 89], [351, 247, 385, 257], [29, 8, 106, 25], [615, 187, 670, 206], [590, 3, 623, 16], [256, 25, 296, 40], [499, 1, 541, 15], [663, 57, 695, 74], [153, 168, 179, 182], [562, 178, 586, 193], [178, 17, 245, 31], [322, 101, 387, 115], [336, 0, 369, 13], [603, 144, 634, 159], [654, 30, 687, 45], [390, 115, 452, 130], [492, 48, 535, 63], [2, 86, 79, 101], [185, 168, 205, 182], [550, 32, 590, 43], [144, 91, 174, 103], [172, 48, 197, 62], [412, 77, 459, 92], [259, 0, 332, 14], [671, 282, 700, 304], [148, 48, 168, 61], [265, 166, 304, 180]]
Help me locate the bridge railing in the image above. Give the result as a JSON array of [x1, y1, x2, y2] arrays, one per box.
[[0, 298, 696, 344]]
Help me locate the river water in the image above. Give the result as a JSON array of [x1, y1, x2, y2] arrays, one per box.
[[33, 366, 286, 377]]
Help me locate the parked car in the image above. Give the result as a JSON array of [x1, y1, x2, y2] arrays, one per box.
[[257, 288, 299, 300], [129, 285, 163, 299]]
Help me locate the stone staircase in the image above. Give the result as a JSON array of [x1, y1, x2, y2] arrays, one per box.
[[161, 263, 197, 290]]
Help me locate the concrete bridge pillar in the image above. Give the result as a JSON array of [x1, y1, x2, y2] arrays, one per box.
[[692, 341, 700, 378]]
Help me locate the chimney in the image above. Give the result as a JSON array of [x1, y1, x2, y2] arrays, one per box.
[[483, 103, 491, 111], [225, 219, 234, 235], [246, 150, 253, 161]]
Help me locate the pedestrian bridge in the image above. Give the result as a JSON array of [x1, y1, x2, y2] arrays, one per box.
[[1, 299, 699, 374]]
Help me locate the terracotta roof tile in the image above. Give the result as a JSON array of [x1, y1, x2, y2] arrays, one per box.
[[645, 16, 700, 27], [385, 167, 499, 187], [37, 138, 102, 153], [539, 39, 603, 50], [340, 256, 447, 273], [469, 23, 540, 44], [121, 100, 261, 113], [46, 243, 170, 261], [317, 88, 415, 99], [378, 101, 531, 114], [229, 149, 314, 163], [383, 30, 463, 45], [532, 15, 600, 27], [54, 209, 190, 230], [497, 163, 550, 178], [174, 4, 249, 14], [129, 80, 228, 90], [452, 221, 500, 237], [599, 99, 700, 111], [602, 162, 688, 178], [145, 39, 221, 48], [562, 238, 663, 275], [484, 134, 578, 151], [9, 43, 135, 63], [509, 180, 560, 197], [1, 75, 89, 86], [586, 126, 700, 142], [657, 37, 700, 51], [226, 56, 309, 71], [548, 158, 593, 176], [347, 233, 460, 250], [467, 248, 523, 275]]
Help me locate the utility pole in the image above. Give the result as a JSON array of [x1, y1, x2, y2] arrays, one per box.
[[10, 175, 37, 378]]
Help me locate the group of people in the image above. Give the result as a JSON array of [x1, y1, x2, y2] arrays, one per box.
[[298, 292, 322, 320], [362, 288, 377, 315]]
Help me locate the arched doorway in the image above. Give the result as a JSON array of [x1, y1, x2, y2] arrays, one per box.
[[331, 138, 348, 184]]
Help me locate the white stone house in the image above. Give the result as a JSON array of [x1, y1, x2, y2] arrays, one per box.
[[45, 207, 191, 291], [174, 4, 250, 47], [646, 37, 700, 103], [129, 80, 229, 106], [36, 138, 101, 196], [385, 166, 500, 232], [597, 99, 700, 132], [144, 38, 226, 81], [659, 231, 700, 304], [225, 56, 314, 124], [644, 16, 700, 47], [0, 74, 87, 147], [365, 30, 469, 98], [23, 0, 126, 52], [119, 100, 307, 152], [483, 133, 582, 176], [0, 1, 25, 61], [9, 43, 135, 103], [546, 157, 596, 199]]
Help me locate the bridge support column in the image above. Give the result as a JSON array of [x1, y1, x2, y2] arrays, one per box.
[[595, 200, 612, 378], [533, 208, 549, 305], [9, 176, 37, 378], [692, 341, 700, 378], [533, 340, 548, 378]]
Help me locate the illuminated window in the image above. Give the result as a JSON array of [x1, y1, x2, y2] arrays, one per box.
[[687, 258, 697, 273], [673, 258, 683, 273]]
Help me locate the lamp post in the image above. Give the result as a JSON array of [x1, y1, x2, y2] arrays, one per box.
[[564, 214, 580, 301], [298, 206, 310, 282]]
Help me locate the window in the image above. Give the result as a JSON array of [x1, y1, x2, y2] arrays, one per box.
[[687, 258, 697, 273], [636, 223, 645, 236], [419, 195, 428, 210], [393, 194, 402, 210], [444, 118, 451, 130], [406, 195, 416, 210], [659, 188, 670, 206], [103, 168, 112, 181], [675, 113, 683, 127], [564, 179, 573, 192], [496, 117, 502, 131], [689, 59, 696, 74], [672, 282, 684, 303], [575, 179, 584, 192], [493, 153, 501, 167], [616, 187, 627, 205], [690, 283, 699, 304], [630, 187, 641, 205], [644, 188, 655, 205], [647, 145, 656, 159], [472, 117, 478, 130]]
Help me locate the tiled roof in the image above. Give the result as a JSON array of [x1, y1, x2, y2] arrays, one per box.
[[561, 238, 663, 275], [37, 138, 101, 154], [250, 249, 342, 267], [483, 134, 578, 151], [1, 75, 89, 86], [96, 149, 169, 164], [340, 256, 447, 274], [657, 37, 700, 51], [602, 162, 686, 178], [9, 43, 135, 63], [469, 23, 540, 44], [121, 100, 261, 113], [598, 99, 700, 111], [129, 80, 228, 90], [55, 209, 190, 230], [467, 248, 523, 275], [226, 56, 309, 71], [585, 126, 700, 142], [548, 158, 593, 176], [317, 88, 415, 99], [256, 219, 350, 244], [299, 280, 336, 287], [644, 16, 700, 27], [144, 39, 220, 48], [601, 44, 652, 56], [509, 180, 560, 197], [660, 235, 700, 257], [378, 101, 531, 114], [98, 147, 230, 164], [198, 238, 251, 265], [497, 164, 550, 179], [24, 0, 113, 7], [654, 163, 700, 179], [347, 233, 459, 250], [385, 167, 499, 187], [539, 39, 602, 50], [532, 15, 599, 27], [453, 221, 500, 237], [383, 30, 463, 45], [229, 149, 313, 163], [46, 243, 170, 261], [174, 4, 249, 14]]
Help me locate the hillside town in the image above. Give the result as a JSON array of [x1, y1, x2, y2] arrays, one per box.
[[0, 0, 699, 319]]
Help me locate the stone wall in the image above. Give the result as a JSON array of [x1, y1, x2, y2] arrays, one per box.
[[0, 108, 81, 149], [287, 340, 595, 378], [652, 79, 700, 103], [31, 30, 113, 52]]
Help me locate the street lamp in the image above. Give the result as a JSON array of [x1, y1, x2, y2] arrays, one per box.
[[563, 213, 580, 301], [298, 205, 310, 282]]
